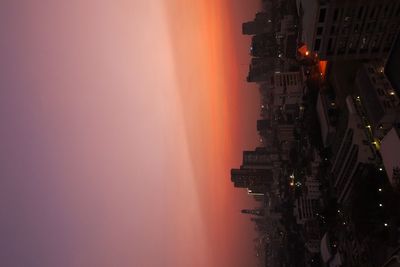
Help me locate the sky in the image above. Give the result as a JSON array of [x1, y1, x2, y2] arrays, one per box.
[[0, 1, 261, 266]]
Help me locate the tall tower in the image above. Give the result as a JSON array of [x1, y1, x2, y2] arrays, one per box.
[[242, 147, 271, 168], [231, 168, 273, 188]]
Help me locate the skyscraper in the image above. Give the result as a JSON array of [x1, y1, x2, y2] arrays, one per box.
[[230, 168, 273, 188]]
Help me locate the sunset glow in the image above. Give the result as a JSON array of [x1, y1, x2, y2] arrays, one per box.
[[0, 0, 260, 266]]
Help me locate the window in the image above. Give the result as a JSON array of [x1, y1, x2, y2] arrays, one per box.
[[384, 5, 389, 16], [319, 9, 326, 23], [317, 27, 323, 35], [370, 8, 375, 19], [328, 39, 333, 51], [314, 39, 321, 51], [358, 6, 364, 19], [333, 9, 339, 21]]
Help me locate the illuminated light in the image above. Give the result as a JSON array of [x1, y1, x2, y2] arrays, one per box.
[[305, 51, 309, 56], [379, 203, 383, 207], [384, 223, 388, 227], [378, 188, 382, 192], [319, 61, 328, 78], [390, 91, 395, 96], [290, 182, 294, 186], [260, 139, 263, 143], [366, 125, 371, 128], [337, 210, 341, 213], [379, 167, 383, 171]]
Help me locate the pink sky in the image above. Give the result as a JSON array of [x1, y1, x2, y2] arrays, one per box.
[[0, 1, 261, 266]]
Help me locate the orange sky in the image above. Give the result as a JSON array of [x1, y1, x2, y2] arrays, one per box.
[[164, 1, 261, 266], [0, 1, 261, 266]]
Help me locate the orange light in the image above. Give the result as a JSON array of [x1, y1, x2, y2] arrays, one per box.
[[319, 61, 328, 78], [305, 51, 309, 56]]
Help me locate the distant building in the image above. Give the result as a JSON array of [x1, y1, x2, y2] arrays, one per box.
[[296, 0, 400, 60], [250, 33, 278, 58], [231, 168, 273, 188], [303, 220, 321, 254], [294, 195, 320, 225], [242, 147, 280, 170], [257, 119, 271, 132], [305, 176, 322, 199], [276, 123, 295, 144], [242, 12, 273, 35], [273, 71, 304, 107], [247, 57, 278, 83], [241, 208, 265, 217]]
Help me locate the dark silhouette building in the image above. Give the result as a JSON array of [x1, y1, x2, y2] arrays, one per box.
[[231, 168, 273, 188], [242, 12, 273, 35]]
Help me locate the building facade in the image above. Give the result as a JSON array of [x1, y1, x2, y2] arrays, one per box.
[[297, 0, 400, 60]]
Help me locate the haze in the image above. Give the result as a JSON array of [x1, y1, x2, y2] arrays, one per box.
[[0, 1, 260, 266]]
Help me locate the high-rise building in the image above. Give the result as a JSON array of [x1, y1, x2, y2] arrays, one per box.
[[272, 71, 304, 107], [231, 168, 273, 188], [257, 119, 271, 132], [294, 195, 320, 225], [296, 0, 400, 60], [250, 33, 278, 58], [355, 61, 400, 139], [242, 12, 273, 35], [243, 147, 270, 166], [329, 96, 376, 203], [247, 57, 278, 82], [317, 90, 337, 147]]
